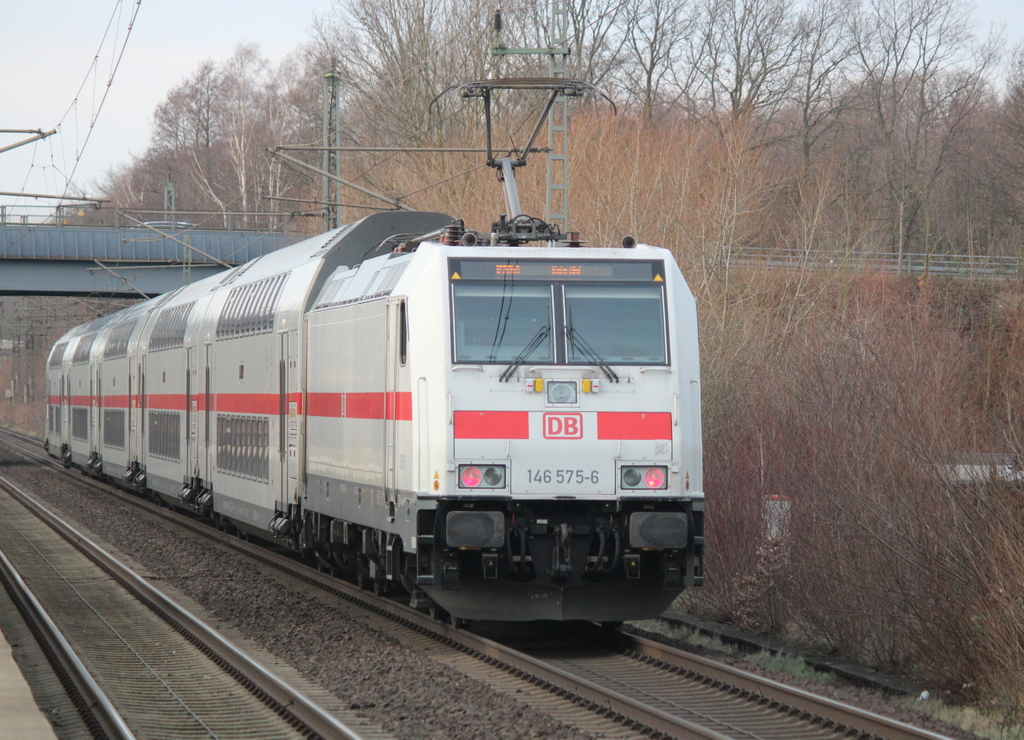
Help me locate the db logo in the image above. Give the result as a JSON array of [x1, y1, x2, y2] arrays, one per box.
[[543, 413, 583, 439]]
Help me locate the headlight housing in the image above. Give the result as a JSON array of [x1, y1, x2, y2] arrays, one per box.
[[620, 465, 668, 490], [546, 380, 578, 404], [458, 464, 507, 489]]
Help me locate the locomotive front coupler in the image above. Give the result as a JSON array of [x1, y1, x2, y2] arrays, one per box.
[[433, 499, 629, 587]]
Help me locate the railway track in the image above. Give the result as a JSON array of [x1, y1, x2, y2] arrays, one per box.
[[0, 528, 129, 739], [0, 428, 954, 740], [0, 442, 366, 739]]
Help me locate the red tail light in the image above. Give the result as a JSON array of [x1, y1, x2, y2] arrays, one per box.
[[644, 467, 665, 488], [460, 466, 482, 487]]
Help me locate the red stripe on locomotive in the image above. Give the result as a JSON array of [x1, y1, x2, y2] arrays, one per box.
[[597, 412, 672, 440], [454, 411, 530, 439]]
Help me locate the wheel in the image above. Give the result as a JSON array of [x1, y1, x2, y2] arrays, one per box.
[[372, 579, 389, 597], [452, 616, 470, 630], [356, 564, 371, 591], [428, 605, 447, 621]]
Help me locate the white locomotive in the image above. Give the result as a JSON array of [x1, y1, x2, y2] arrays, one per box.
[[44, 80, 704, 623]]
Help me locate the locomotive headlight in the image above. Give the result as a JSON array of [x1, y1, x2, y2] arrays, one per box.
[[546, 380, 577, 404], [622, 467, 643, 488], [620, 465, 668, 490], [482, 465, 505, 487], [459, 464, 507, 489]]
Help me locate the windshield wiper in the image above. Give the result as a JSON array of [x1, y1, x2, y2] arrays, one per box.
[[566, 307, 619, 382], [500, 325, 550, 382]]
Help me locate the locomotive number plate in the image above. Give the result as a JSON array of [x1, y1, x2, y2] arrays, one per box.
[[527, 469, 600, 485]]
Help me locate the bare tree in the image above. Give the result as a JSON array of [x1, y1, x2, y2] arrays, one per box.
[[618, 0, 695, 117], [788, 0, 857, 165], [846, 0, 1000, 263], [565, 0, 630, 88], [217, 45, 277, 216], [691, 0, 800, 124], [311, 0, 493, 145], [1000, 43, 1024, 230], [102, 44, 317, 222], [153, 62, 222, 152]]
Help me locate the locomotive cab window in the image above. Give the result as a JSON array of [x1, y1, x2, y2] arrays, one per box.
[[563, 285, 666, 364], [452, 284, 553, 363]]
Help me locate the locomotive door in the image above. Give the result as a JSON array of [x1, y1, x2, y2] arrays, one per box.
[[203, 344, 212, 483], [127, 364, 135, 463], [94, 367, 101, 455], [89, 372, 95, 452], [383, 299, 404, 514], [60, 373, 68, 448], [187, 346, 198, 477], [138, 356, 146, 463], [279, 330, 299, 503]]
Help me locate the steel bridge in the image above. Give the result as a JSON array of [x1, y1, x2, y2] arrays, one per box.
[[0, 220, 302, 297]]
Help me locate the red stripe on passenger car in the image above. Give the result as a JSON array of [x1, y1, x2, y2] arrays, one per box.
[[212, 393, 279, 415], [306, 391, 410, 420], [146, 393, 188, 411], [307, 392, 342, 417], [78, 390, 399, 419], [454, 411, 530, 439], [597, 412, 672, 440], [345, 392, 385, 419]]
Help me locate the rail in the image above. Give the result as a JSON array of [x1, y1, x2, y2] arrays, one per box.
[[0, 542, 134, 739], [0, 462, 366, 740]]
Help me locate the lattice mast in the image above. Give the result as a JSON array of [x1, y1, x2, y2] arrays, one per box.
[[491, 4, 573, 233], [321, 67, 342, 232], [546, 0, 570, 233]]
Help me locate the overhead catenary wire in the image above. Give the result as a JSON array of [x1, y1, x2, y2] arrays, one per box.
[[53, 0, 143, 205], [4, 0, 141, 212]]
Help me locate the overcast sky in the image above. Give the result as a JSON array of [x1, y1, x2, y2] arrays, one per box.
[[2, 0, 1023, 213], [0, 0, 333, 210]]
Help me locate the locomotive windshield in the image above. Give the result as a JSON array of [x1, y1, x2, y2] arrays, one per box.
[[564, 285, 666, 364], [450, 260, 668, 366], [451, 284, 554, 363]]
